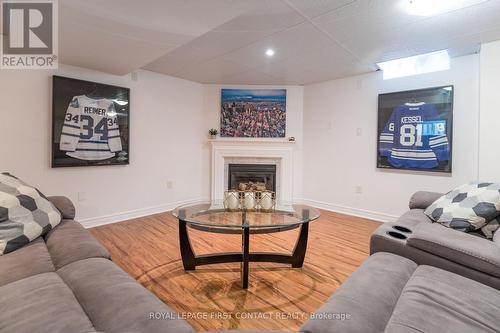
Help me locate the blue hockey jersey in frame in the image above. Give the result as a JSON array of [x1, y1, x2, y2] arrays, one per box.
[[379, 103, 449, 169]]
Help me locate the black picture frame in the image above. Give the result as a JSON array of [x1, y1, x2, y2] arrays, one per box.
[[377, 85, 454, 173], [51, 75, 130, 168]]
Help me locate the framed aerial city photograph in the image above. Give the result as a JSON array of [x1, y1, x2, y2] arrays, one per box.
[[220, 89, 286, 137], [52, 76, 130, 168], [377, 86, 454, 173]]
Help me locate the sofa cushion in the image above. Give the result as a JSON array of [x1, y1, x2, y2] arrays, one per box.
[[424, 182, 500, 235], [45, 219, 110, 269], [300, 252, 417, 333], [0, 173, 62, 254], [57, 257, 194, 333], [0, 237, 54, 287], [0, 272, 96, 333], [407, 222, 500, 279], [385, 265, 500, 333]]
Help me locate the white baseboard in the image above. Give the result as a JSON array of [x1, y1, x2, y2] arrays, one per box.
[[297, 198, 398, 223], [80, 196, 397, 229], [79, 197, 209, 229]]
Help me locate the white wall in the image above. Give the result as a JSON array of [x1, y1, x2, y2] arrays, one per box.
[[302, 55, 480, 221], [0, 65, 207, 226], [202, 84, 304, 199], [479, 40, 500, 182]]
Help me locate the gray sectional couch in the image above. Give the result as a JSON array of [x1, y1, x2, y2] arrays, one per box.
[[300, 252, 500, 333], [371, 191, 500, 289], [301, 190, 500, 332], [2, 193, 499, 333], [0, 196, 194, 333]]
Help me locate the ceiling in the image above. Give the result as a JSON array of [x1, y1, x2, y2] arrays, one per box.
[[58, 0, 500, 85]]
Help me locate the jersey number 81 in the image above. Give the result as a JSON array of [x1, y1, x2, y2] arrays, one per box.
[[400, 124, 423, 147]]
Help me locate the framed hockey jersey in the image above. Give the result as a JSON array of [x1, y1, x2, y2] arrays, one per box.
[[377, 86, 453, 173], [52, 76, 130, 167]]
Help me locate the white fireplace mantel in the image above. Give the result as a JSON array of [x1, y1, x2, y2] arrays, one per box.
[[210, 139, 294, 202]]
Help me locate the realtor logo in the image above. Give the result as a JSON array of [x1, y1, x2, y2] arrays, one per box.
[[1, 0, 58, 68]]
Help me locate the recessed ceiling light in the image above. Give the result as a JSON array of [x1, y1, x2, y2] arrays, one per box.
[[376, 50, 450, 80], [404, 0, 489, 16], [265, 49, 275, 57]]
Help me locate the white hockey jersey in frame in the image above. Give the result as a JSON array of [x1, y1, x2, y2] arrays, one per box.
[[59, 95, 122, 160]]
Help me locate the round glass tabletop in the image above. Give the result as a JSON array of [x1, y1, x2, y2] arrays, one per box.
[[172, 201, 320, 229]]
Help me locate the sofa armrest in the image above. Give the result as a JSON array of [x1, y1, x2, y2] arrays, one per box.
[[408, 191, 443, 209], [47, 196, 75, 220], [300, 253, 417, 333], [407, 223, 500, 278], [45, 220, 111, 269]]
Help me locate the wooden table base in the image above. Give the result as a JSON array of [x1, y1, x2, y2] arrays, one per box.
[[178, 219, 310, 289]]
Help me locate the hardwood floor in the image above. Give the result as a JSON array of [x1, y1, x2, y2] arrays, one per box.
[[90, 210, 381, 332]]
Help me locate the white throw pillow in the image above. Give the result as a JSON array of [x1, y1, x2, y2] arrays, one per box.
[[0, 173, 61, 255], [424, 182, 500, 237]]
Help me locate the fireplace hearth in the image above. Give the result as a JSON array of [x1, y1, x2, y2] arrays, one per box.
[[228, 164, 276, 192]]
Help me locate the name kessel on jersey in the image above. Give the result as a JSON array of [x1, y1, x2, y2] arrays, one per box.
[[60, 95, 123, 161]]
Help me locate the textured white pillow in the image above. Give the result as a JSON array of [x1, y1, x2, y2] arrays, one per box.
[[0, 173, 61, 255], [424, 182, 500, 237]]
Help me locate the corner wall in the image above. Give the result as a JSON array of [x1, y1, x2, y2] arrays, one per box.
[[0, 66, 207, 226], [302, 55, 480, 221], [202, 84, 304, 200], [479, 40, 500, 182]]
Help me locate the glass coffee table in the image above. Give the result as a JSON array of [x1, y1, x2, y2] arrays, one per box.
[[172, 201, 320, 289]]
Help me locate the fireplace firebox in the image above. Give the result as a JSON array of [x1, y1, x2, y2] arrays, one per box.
[[228, 164, 276, 192]]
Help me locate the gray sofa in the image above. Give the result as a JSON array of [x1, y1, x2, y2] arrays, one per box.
[[299, 252, 500, 333], [0, 196, 194, 333], [370, 191, 500, 290]]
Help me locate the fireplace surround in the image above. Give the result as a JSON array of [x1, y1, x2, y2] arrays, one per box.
[[210, 139, 294, 202]]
